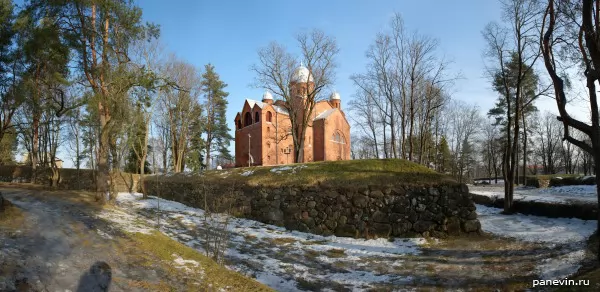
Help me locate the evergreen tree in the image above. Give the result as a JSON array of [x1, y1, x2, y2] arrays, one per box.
[[200, 64, 232, 169], [186, 116, 205, 172], [0, 0, 19, 147], [0, 127, 16, 165], [124, 104, 153, 174], [459, 137, 475, 182], [436, 136, 452, 173]]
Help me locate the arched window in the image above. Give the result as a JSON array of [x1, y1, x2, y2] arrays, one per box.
[[266, 111, 273, 122], [332, 132, 345, 144], [254, 112, 260, 123], [244, 112, 252, 127], [267, 127, 270, 134], [237, 120, 242, 130]]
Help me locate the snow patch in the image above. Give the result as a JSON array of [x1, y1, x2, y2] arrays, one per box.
[[270, 165, 307, 174], [97, 207, 153, 234], [475, 204, 595, 245], [172, 254, 204, 276], [536, 248, 587, 280], [96, 229, 113, 239], [241, 170, 254, 176], [470, 185, 597, 204]]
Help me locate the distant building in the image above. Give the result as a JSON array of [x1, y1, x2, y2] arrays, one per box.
[[234, 63, 351, 167]]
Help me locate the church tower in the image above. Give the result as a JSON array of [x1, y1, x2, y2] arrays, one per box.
[[330, 92, 341, 109], [288, 62, 315, 163], [290, 61, 314, 100]]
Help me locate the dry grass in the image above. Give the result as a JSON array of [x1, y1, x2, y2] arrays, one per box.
[[148, 159, 456, 189], [128, 230, 273, 292], [0, 203, 25, 231], [269, 237, 297, 245], [325, 248, 346, 258]]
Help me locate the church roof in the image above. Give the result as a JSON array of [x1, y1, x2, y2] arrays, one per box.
[[292, 62, 314, 83], [246, 98, 289, 115], [246, 99, 265, 109], [272, 105, 288, 115], [314, 108, 337, 120]]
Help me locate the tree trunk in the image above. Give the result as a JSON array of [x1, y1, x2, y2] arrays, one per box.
[[205, 131, 212, 170], [31, 114, 39, 183], [96, 120, 110, 204], [522, 112, 528, 185]]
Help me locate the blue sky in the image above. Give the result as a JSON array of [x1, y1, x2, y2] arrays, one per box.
[[137, 0, 511, 117], [58, 0, 573, 167]]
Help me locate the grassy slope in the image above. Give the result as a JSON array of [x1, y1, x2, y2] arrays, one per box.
[[126, 231, 273, 292], [155, 159, 456, 188]]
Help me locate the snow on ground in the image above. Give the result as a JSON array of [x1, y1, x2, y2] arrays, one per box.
[[109, 193, 425, 290], [97, 205, 154, 234], [476, 203, 596, 280], [98, 192, 596, 290], [470, 185, 597, 204], [172, 254, 203, 273], [240, 170, 254, 176], [475, 204, 595, 245], [270, 165, 307, 174]]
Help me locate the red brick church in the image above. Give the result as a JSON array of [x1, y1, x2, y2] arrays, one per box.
[[234, 63, 351, 167]]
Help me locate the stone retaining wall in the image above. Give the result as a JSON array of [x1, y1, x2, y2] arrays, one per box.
[[471, 193, 597, 220], [144, 180, 481, 239]]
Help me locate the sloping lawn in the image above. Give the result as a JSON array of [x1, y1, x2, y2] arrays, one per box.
[[149, 159, 456, 188]]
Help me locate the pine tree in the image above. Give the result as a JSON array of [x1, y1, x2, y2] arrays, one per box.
[[201, 64, 232, 169], [0, 127, 16, 165], [186, 116, 205, 172], [436, 136, 452, 173], [459, 137, 475, 182]]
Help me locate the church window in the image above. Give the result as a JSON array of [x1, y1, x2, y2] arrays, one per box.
[[244, 112, 252, 127], [237, 120, 242, 130], [266, 111, 273, 122], [254, 112, 260, 123], [267, 127, 270, 134]]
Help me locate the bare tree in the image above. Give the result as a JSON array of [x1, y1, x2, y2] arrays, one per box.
[[541, 0, 600, 260], [158, 55, 203, 172], [533, 111, 562, 174], [481, 120, 502, 183], [252, 30, 339, 163], [483, 0, 543, 213]]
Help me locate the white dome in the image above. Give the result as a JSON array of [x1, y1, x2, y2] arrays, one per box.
[[330, 92, 341, 100], [291, 62, 314, 83], [262, 91, 273, 100]]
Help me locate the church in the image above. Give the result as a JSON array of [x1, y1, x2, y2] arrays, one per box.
[[234, 63, 351, 167]]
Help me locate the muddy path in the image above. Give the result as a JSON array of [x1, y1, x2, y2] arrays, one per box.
[[0, 187, 200, 292], [1, 186, 593, 291], [120, 193, 586, 291]]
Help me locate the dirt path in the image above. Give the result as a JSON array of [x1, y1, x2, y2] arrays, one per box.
[[0, 187, 202, 292], [1, 187, 594, 291], [116, 193, 592, 291]]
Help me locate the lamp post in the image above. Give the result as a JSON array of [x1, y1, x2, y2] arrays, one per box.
[[283, 147, 291, 164], [248, 134, 251, 167]]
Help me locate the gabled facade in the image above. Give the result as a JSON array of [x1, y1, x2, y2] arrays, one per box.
[[234, 64, 350, 167]]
